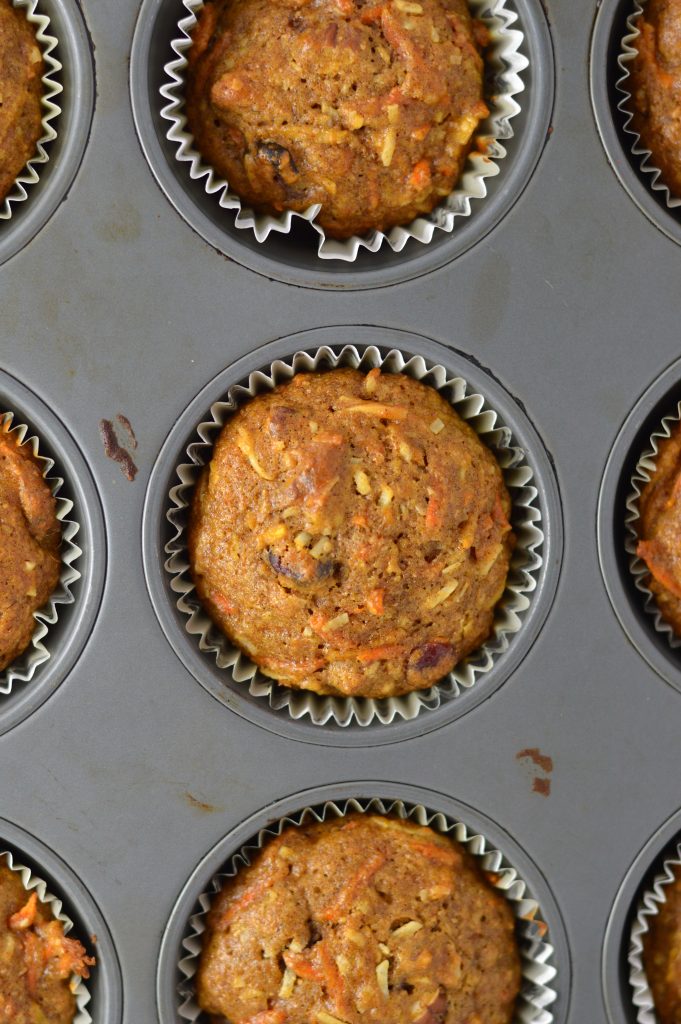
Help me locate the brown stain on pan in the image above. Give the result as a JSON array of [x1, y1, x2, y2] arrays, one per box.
[[184, 792, 224, 813], [516, 747, 554, 797], [99, 416, 138, 481]]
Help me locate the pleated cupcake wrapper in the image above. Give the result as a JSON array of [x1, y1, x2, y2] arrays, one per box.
[[165, 344, 544, 728], [0, 411, 82, 693], [628, 840, 681, 1022], [0, 849, 92, 1023], [160, 0, 528, 261], [1, 0, 62, 221], [616, 0, 681, 210], [624, 400, 681, 649], [176, 797, 557, 1024]]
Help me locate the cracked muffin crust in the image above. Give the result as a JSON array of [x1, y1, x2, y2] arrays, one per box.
[[0, 0, 44, 204], [630, 0, 681, 197], [637, 421, 681, 635], [197, 814, 521, 1024], [184, 0, 488, 238], [0, 421, 60, 672], [0, 861, 94, 1024], [188, 368, 514, 699], [642, 866, 681, 1024]]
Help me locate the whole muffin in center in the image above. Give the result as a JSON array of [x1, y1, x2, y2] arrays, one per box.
[[197, 815, 522, 1024], [185, 0, 489, 238], [188, 368, 514, 699], [0, 0, 44, 204]]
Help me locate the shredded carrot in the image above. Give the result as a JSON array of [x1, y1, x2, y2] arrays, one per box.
[[352, 513, 369, 529], [284, 951, 323, 982], [209, 590, 236, 617], [360, 4, 384, 23], [319, 943, 348, 1016], [410, 841, 460, 866], [341, 819, 360, 831], [220, 879, 273, 926], [9, 892, 38, 931], [409, 160, 431, 190], [366, 588, 385, 615], [425, 490, 443, 532], [320, 852, 387, 922], [354, 643, 407, 664], [492, 493, 511, 531]]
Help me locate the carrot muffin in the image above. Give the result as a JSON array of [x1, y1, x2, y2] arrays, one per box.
[[629, 0, 681, 198], [637, 421, 681, 635], [197, 815, 522, 1024], [188, 368, 514, 699], [642, 866, 681, 1024], [0, 0, 44, 205], [0, 861, 94, 1023], [184, 0, 489, 238], [0, 420, 61, 672]]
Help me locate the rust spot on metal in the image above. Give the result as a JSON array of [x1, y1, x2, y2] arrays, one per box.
[[99, 417, 138, 481], [185, 792, 221, 813], [516, 747, 553, 797]]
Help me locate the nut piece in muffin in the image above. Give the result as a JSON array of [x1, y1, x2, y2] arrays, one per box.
[[197, 814, 522, 1024], [630, 0, 681, 198], [642, 865, 681, 1024], [188, 368, 514, 699], [0, 420, 61, 672], [185, 0, 489, 239], [637, 421, 681, 635], [0, 861, 95, 1024], [0, 0, 44, 204]]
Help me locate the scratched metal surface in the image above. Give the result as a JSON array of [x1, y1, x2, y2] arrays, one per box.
[[0, 0, 679, 1021]]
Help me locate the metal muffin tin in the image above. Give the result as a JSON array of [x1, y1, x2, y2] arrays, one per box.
[[2, 0, 681, 1021]]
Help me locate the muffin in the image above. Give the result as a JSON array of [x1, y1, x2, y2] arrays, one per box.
[[629, 0, 681, 198], [636, 421, 681, 635], [0, 861, 94, 1023], [0, 0, 44, 205], [642, 865, 681, 1023], [0, 420, 61, 672], [197, 814, 522, 1024], [184, 0, 489, 239], [188, 367, 514, 699]]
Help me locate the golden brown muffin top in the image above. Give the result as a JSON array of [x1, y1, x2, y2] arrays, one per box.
[[0, 862, 95, 1024], [185, 0, 488, 238], [188, 369, 514, 699], [637, 422, 681, 636], [643, 868, 681, 1024], [0, 0, 44, 202], [630, 0, 681, 197], [0, 422, 61, 672], [198, 814, 522, 1024]]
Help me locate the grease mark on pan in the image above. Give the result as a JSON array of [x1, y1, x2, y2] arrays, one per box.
[[99, 416, 138, 481], [516, 747, 553, 797]]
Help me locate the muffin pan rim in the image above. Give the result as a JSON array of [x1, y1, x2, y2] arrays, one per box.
[[155, 780, 573, 1024], [142, 325, 564, 748], [0, 367, 107, 736], [129, 0, 555, 291]]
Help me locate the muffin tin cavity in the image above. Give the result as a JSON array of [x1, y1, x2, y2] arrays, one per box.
[[0, 818, 122, 1024], [0, 370, 106, 735], [598, 355, 681, 694], [0, 0, 94, 268], [590, 0, 681, 247], [156, 782, 570, 1024], [130, 0, 553, 289], [142, 326, 563, 747]]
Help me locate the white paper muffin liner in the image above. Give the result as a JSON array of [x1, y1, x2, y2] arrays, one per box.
[[0, 410, 82, 694], [616, 0, 681, 210], [165, 344, 544, 728], [176, 797, 557, 1024], [0, 848, 92, 1023], [1, 0, 62, 221], [628, 840, 681, 1022], [624, 401, 681, 650], [160, 0, 528, 261]]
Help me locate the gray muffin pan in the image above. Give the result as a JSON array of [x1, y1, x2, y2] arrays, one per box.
[[2, 0, 681, 1021]]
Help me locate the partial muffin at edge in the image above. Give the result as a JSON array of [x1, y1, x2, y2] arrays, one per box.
[[0, 421, 61, 672], [184, 0, 489, 239], [642, 865, 681, 1024], [197, 814, 522, 1024], [0, 0, 45, 204], [188, 367, 514, 700], [637, 421, 681, 635]]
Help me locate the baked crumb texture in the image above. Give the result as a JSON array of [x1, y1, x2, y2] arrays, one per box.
[[630, 0, 681, 198], [637, 421, 681, 636], [198, 815, 521, 1024], [188, 368, 514, 699], [0, 0, 44, 203], [643, 867, 681, 1024], [185, 0, 488, 238]]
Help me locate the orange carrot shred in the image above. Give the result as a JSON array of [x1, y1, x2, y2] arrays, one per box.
[[320, 852, 387, 921], [366, 588, 384, 615], [319, 942, 348, 1016], [410, 841, 460, 866], [409, 160, 432, 190], [9, 893, 38, 931], [354, 643, 407, 664], [283, 951, 323, 982]]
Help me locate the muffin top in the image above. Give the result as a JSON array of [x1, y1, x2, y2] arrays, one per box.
[[0, 0, 44, 204], [0, 861, 94, 1024], [188, 368, 514, 699], [197, 814, 522, 1024], [0, 421, 61, 672], [637, 422, 681, 635], [643, 867, 681, 1024], [185, 0, 488, 238], [630, 0, 681, 197]]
